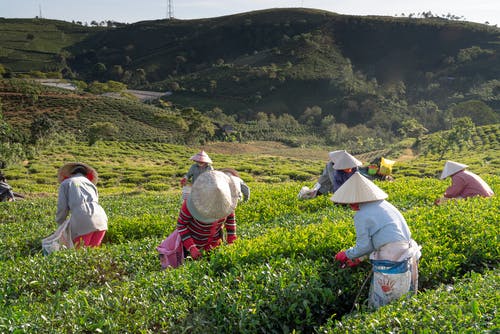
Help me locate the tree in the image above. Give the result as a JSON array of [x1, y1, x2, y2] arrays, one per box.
[[425, 117, 475, 160], [299, 106, 322, 126], [448, 100, 499, 125], [87, 122, 118, 146], [270, 113, 300, 130], [0, 98, 12, 140], [93, 62, 107, 76], [180, 108, 215, 144], [320, 115, 336, 132], [398, 118, 428, 139], [175, 55, 187, 74], [30, 114, 55, 144], [110, 65, 124, 81]]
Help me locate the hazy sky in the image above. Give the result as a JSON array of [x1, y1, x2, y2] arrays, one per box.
[[1, 0, 499, 26]]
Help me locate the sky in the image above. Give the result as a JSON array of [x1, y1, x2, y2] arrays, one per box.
[[1, 0, 499, 26]]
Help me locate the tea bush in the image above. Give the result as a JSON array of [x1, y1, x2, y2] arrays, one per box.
[[321, 269, 499, 333], [0, 140, 498, 333]]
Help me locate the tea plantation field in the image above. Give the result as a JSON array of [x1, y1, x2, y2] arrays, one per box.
[[1, 140, 498, 333]]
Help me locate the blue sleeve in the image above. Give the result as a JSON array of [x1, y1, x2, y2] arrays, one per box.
[[185, 164, 196, 180], [346, 213, 375, 259], [240, 182, 250, 201], [333, 171, 344, 192]]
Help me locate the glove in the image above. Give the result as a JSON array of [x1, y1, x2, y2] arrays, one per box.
[[180, 177, 187, 186], [227, 235, 237, 244], [346, 258, 362, 267], [189, 246, 201, 260], [335, 251, 349, 263]]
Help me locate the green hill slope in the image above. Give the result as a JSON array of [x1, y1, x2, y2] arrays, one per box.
[[1, 9, 499, 126], [0, 18, 96, 73]]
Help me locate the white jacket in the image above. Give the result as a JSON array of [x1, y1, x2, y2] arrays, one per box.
[[56, 174, 108, 239]]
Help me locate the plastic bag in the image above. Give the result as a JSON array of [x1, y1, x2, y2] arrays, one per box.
[[368, 165, 378, 175], [157, 229, 184, 269], [298, 183, 320, 199], [378, 157, 395, 176], [41, 219, 74, 255], [182, 185, 191, 202]]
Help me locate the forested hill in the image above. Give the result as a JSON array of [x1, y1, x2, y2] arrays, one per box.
[[0, 8, 499, 145]]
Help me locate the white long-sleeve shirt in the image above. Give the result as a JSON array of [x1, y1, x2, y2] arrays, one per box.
[[56, 174, 108, 239], [346, 200, 411, 259]]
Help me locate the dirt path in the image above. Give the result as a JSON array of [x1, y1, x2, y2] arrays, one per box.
[[398, 148, 417, 161], [203, 141, 328, 160]]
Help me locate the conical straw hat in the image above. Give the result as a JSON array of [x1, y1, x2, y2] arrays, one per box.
[[333, 151, 362, 170], [187, 170, 239, 222], [190, 150, 212, 164], [330, 172, 388, 204], [440, 161, 468, 179], [328, 150, 345, 163], [58, 162, 98, 185]]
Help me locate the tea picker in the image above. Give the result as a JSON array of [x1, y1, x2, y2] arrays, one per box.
[[0, 172, 19, 202], [180, 150, 214, 200], [331, 172, 421, 309], [435, 160, 494, 205], [298, 150, 361, 199], [158, 170, 240, 268]]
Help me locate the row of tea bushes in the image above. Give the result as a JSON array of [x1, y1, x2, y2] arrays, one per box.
[[1, 178, 498, 332], [321, 269, 499, 333]]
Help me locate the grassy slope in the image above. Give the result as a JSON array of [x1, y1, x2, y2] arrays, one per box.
[[0, 18, 96, 72], [0, 79, 190, 143], [1, 11, 498, 120]]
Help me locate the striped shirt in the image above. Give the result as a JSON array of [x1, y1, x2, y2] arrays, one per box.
[[176, 200, 236, 251]]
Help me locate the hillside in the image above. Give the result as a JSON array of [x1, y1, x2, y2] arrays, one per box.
[[0, 9, 499, 130]]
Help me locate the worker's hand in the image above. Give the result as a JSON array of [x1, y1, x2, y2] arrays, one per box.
[[434, 197, 444, 205], [189, 246, 201, 260], [180, 177, 187, 186], [335, 251, 349, 263], [346, 258, 362, 267], [227, 235, 237, 244]]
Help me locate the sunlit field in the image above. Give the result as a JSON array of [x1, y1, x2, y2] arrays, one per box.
[[1, 139, 498, 333]]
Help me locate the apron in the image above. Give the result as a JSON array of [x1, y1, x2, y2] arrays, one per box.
[[368, 239, 421, 309]]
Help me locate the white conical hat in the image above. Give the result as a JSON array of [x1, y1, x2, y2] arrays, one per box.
[[440, 161, 468, 179], [190, 150, 213, 164], [330, 172, 388, 204], [187, 170, 239, 222], [328, 150, 345, 163], [333, 151, 362, 170]]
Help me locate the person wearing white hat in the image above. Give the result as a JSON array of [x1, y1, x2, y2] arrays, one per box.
[[435, 160, 494, 205], [56, 162, 108, 248], [332, 151, 362, 192], [311, 150, 343, 196], [176, 170, 240, 260], [331, 172, 421, 309], [180, 150, 214, 187], [219, 168, 250, 202]]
